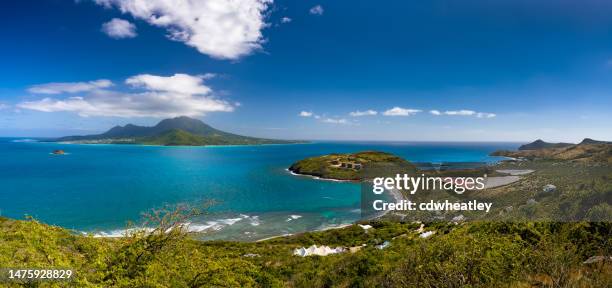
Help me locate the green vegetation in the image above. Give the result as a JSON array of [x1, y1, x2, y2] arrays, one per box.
[[139, 129, 284, 146], [288, 151, 416, 180], [492, 141, 612, 164], [1, 217, 610, 287], [140, 129, 210, 146], [472, 160, 612, 222], [518, 139, 574, 150], [56, 116, 300, 146]]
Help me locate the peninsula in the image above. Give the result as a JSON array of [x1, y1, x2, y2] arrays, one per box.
[[288, 151, 417, 181], [56, 116, 300, 146], [491, 138, 612, 164]]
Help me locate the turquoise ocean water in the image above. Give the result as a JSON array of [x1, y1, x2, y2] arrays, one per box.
[[0, 138, 517, 241]]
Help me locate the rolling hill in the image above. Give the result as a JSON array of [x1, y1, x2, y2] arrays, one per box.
[[518, 139, 573, 150], [492, 138, 612, 163]]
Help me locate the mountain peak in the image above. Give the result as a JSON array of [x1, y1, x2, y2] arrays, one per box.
[[580, 138, 610, 145], [153, 116, 216, 135]]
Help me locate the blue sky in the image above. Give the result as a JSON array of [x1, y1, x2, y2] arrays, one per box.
[[1, 0, 611, 142]]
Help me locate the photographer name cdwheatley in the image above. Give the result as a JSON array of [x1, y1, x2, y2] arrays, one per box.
[[372, 200, 493, 212]]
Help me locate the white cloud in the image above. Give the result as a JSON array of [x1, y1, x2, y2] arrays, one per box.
[[126, 73, 215, 95], [431, 109, 496, 118], [0, 103, 8, 110], [18, 73, 233, 118], [349, 110, 377, 117], [27, 80, 113, 94], [95, 0, 272, 59], [309, 5, 324, 15], [299, 111, 350, 124], [299, 111, 313, 117], [383, 107, 421, 116], [444, 110, 476, 116], [101, 18, 137, 39], [322, 118, 348, 124], [281, 17, 292, 23], [476, 112, 496, 118]]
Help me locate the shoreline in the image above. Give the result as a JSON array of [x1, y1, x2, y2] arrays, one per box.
[[20, 138, 310, 148], [285, 168, 358, 183], [86, 221, 359, 242], [53, 141, 310, 148]]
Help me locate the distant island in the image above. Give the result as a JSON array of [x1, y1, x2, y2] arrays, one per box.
[[517, 139, 574, 150], [288, 151, 416, 181], [492, 138, 612, 164], [56, 116, 302, 146]]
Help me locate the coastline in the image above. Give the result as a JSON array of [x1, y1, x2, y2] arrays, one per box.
[[6, 140, 516, 243], [285, 168, 358, 183], [54, 141, 310, 148]]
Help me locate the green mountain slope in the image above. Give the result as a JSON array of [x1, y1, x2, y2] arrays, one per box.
[[56, 116, 300, 146], [492, 140, 612, 164]]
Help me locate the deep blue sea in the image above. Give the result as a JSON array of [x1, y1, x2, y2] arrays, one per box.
[[0, 138, 518, 241]]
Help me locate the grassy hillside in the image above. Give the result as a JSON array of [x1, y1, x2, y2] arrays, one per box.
[[519, 139, 574, 150], [492, 143, 612, 164], [0, 217, 610, 287]]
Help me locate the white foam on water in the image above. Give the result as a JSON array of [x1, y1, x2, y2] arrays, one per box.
[[249, 216, 261, 226], [185, 221, 223, 232], [219, 217, 243, 225], [89, 227, 155, 238], [286, 214, 302, 222], [285, 169, 354, 182], [184, 214, 262, 232], [315, 223, 352, 231]]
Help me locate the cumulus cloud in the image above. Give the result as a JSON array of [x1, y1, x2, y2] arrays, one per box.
[[281, 17, 292, 23], [349, 110, 377, 117], [125, 73, 215, 95], [95, 0, 272, 59], [309, 5, 324, 15], [299, 111, 313, 117], [18, 73, 233, 118], [383, 107, 421, 116], [101, 18, 137, 39], [27, 80, 113, 94], [430, 109, 496, 118]]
